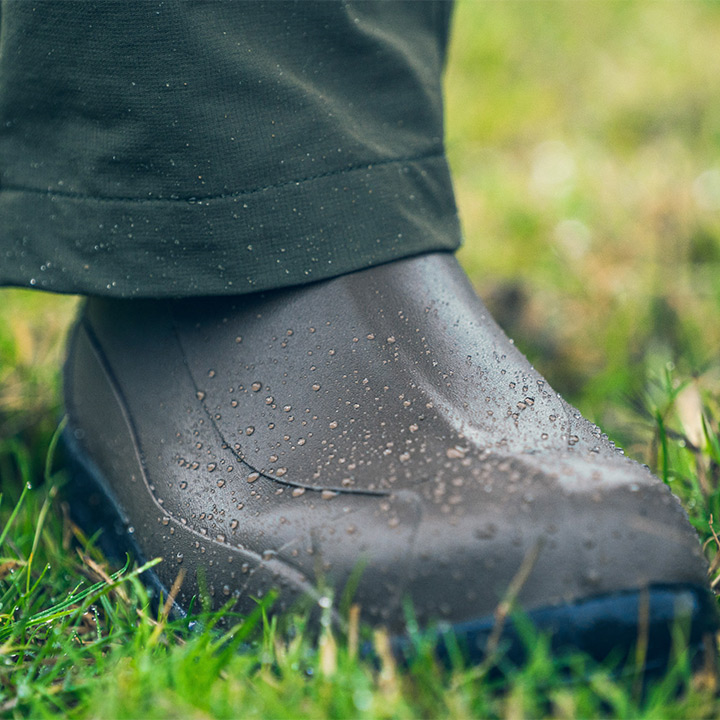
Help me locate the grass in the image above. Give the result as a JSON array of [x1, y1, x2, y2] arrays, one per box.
[[3, 1, 720, 716]]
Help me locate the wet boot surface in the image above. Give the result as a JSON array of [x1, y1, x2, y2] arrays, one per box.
[[62, 252, 718, 665]]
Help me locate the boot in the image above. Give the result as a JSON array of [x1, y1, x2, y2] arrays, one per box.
[[63, 252, 717, 663]]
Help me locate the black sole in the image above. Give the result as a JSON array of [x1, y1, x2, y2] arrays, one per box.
[[391, 585, 717, 674], [60, 425, 718, 672]]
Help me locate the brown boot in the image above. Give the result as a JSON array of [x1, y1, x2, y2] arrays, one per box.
[[63, 252, 717, 664]]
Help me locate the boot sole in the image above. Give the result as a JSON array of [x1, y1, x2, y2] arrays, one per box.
[[60, 425, 718, 672]]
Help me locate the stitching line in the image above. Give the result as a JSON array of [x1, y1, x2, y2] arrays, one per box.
[[0, 149, 444, 205], [78, 313, 324, 595], [167, 305, 390, 498]]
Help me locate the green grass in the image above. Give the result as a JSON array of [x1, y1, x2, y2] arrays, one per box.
[[3, 1, 720, 716]]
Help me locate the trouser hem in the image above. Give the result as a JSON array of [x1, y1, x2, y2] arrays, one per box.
[[0, 154, 461, 298]]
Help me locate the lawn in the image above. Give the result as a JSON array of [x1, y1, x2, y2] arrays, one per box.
[[3, 1, 720, 716]]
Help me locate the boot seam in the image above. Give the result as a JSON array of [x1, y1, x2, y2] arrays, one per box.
[[76, 314, 322, 594]]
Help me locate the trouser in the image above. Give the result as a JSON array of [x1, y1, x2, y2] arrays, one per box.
[[0, 1, 461, 298]]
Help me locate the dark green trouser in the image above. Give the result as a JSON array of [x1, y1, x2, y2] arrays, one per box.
[[0, 1, 461, 298]]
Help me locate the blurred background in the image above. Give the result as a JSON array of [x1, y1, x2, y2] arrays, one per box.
[[446, 0, 720, 457], [2, 0, 720, 465]]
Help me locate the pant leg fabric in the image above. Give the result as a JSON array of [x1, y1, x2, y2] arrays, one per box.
[[0, 1, 461, 298]]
